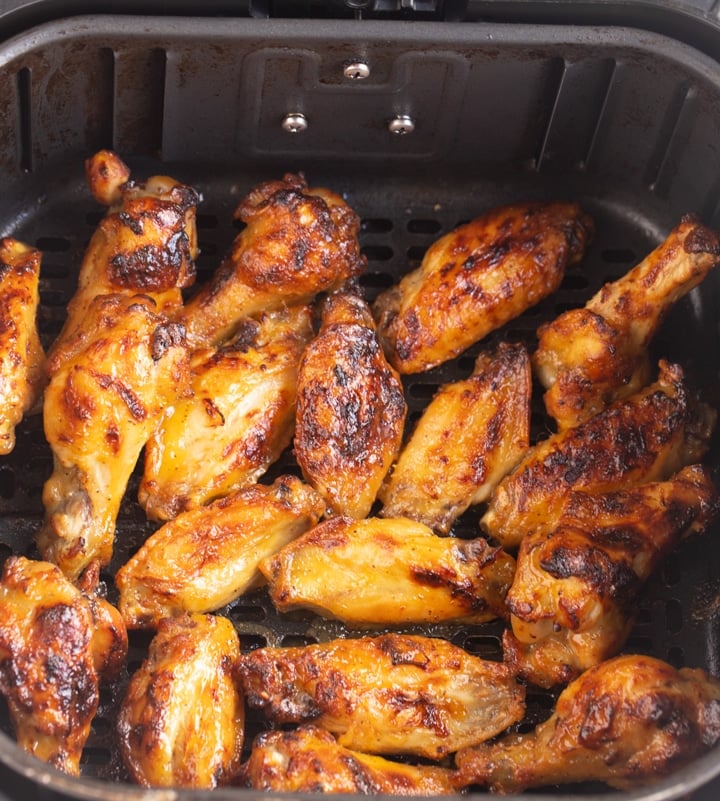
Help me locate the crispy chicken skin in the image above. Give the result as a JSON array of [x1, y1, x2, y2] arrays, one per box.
[[294, 287, 407, 518], [503, 464, 720, 688], [241, 724, 458, 795], [0, 556, 127, 775], [237, 633, 525, 760], [179, 173, 366, 349], [139, 304, 314, 521], [52, 150, 198, 354], [373, 201, 593, 374], [481, 360, 716, 549], [0, 238, 46, 454], [534, 214, 720, 429], [37, 293, 189, 580], [454, 654, 720, 792], [116, 475, 325, 629], [379, 341, 530, 533], [261, 515, 515, 627]]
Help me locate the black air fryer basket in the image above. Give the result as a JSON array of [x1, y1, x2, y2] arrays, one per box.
[[0, 1, 720, 799]]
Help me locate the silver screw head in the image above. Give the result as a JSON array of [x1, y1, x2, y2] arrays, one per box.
[[343, 61, 371, 80], [388, 114, 416, 135], [282, 112, 308, 133]]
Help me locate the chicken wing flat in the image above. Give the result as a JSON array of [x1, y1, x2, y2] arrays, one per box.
[[373, 201, 593, 374], [117, 613, 244, 788], [534, 214, 720, 429], [503, 464, 720, 688], [116, 475, 325, 629], [0, 238, 46, 455], [179, 173, 366, 349], [481, 360, 716, 549], [294, 287, 407, 519], [455, 653, 720, 792], [379, 341, 530, 533], [261, 515, 515, 627], [37, 293, 189, 580], [237, 633, 525, 760], [139, 304, 313, 521], [0, 556, 127, 775], [52, 150, 199, 354], [242, 724, 458, 796]]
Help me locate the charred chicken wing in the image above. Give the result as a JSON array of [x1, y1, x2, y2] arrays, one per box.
[[261, 514, 515, 627], [117, 613, 244, 788], [237, 633, 525, 760], [373, 201, 593, 374], [454, 654, 720, 792], [534, 214, 720, 429], [294, 287, 407, 518]]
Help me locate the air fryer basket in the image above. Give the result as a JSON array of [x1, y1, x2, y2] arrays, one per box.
[[0, 12, 719, 801]]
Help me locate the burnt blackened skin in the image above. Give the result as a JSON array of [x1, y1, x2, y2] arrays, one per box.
[[683, 221, 720, 255], [110, 231, 193, 291], [151, 322, 186, 361]]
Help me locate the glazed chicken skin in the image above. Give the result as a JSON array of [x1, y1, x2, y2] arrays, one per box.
[[379, 340, 530, 533], [52, 150, 199, 354], [179, 172, 366, 349], [0, 556, 127, 776], [294, 287, 407, 518], [503, 464, 720, 688], [373, 201, 593, 374], [0, 238, 46, 455], [237, 633, 525, 760], [139, 304, 314, 521], [37, 293, 189, 580], [117, 613, 244, 789], [261, 514, 516, 627], [481, 360, 716, 549], [454, 654, 720, 792], [241, 725, 458, 796], [116, 475, 325, 629], [534, 214, 720, 429]]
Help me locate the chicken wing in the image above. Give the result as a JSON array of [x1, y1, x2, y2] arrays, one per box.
[[37, 293, 189, 580], [116, 475, 325, 629], [503, 464, 720, 688], [534, 214, 720, 429], [0, 238, 46, 455], [52, 150, 199, 354], [373, 201, 593, 374], [261, 515, 515, 627], [0, 556, 127, 775], [481, 360, 716, 549], [294, 287, 407, 519], [139, 304, 314, 521], [117, 612, 244, 788], [241, 724, 458, 795], [179, 173, 366, 349], [454, 653, 720, 792], [237, 633, 525, 760], [378, 341, 530, 533]]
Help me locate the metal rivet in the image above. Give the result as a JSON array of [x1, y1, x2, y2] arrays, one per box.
[[344, 60, 371, 80], [388, 115, 416, 135], [282, 113, 308, 133]]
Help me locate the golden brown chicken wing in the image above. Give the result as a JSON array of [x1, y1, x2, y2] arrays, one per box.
[[379, 341, 530, 533], [373, 201, 593, 374], [241, 724, 458, 795], [503, 464, 719, 688], [481, 360, 716, 549], [294, 287, 407, 519], [237, 633, 525, 760], [116, 475, 325, 629], [117, 613, 244, 788], [534, 214, 720, 429], [261, 515, 515, 627], [37, 293, 189, 580], [139, 304, 314, 521], [179, 173, 366, 349], [0, 238, 46, 455], [0, 556, 127, 775], [454, 653, 720, 792]]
